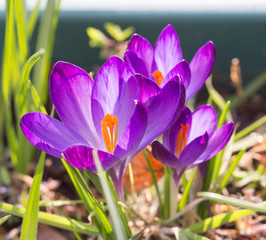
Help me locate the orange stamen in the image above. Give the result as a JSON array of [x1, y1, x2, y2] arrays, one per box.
[[176, 124, 190, 157], [152, 70, 164, 86], [101, 114, 118, 153]]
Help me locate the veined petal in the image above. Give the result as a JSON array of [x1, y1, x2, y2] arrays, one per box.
[[152, 141, 179, 169], [135, 74, 160, 103], [20, 112, 88, 158], [162, 60, 191, 89], [91, 56, 140, 143], [163, 107, 192, 155], [193, 122, 234, 165], [186, 41, 215, 101], [187, 105, 217, 144], [127, 34, 154, 74], [154, 24, 183, 76], [114, 101, 147, 159], [124, 50, 150, 78], [50, 61, 97, 144], [179, 132, 209, 169], [134, 78, 184, 154], [63, 145, 120, 172]]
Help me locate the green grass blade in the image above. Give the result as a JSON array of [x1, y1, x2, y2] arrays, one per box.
[[179, 168, 196, 211], [61, 158, 112, 238], [93, 150, 128, 240], [183, 229, 210, 240], [163, 167, 171, 219], [219, 149, 245, 190], [0, 202, 99, 235], [188, 209, 254, 234], [32, 0, 60, 104], [217, 101, 231, 127], [197, 192, 266, 213], [0, 215, 11, 225], [20, 152, 45, 240], [16, 49, 45, 117], [27, 0, 41, 39], [234, 115, 266, 141], [15, 0, 28, 62]]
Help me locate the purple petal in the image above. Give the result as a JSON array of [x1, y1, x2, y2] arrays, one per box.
[[135, 74, 160, 103], [20, 112, 87, 158], [50, 61, 97, 144], [187, 105, 217, 144], [127, 34, 154, 74], [162, 60, 191, 89], [163, 107, 192, 155], [152, 141, 179, 168], [193, 122, 234, 165], [91, 56, 140, 145], [124, 50, 150, 78], [179, 133, 209, 169], [63, 145, 120, 172], [134, 77, 185, 154], [114, 101, 148, 159], [186, 41, 215, 101], [154, 24, 183, 76]]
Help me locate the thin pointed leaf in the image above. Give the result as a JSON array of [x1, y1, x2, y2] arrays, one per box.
[[20, 152, 45, 240], [0, 202, 99, 235], [0, 215, 11, 225]]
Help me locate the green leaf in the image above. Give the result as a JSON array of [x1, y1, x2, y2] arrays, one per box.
[[93, 150, 128, 240], [183, 229, 210, 240], [219, 149, 245, 190], [179, 168, 196, 210], [86, 27, 110, 47], [197, 192, 266, 213], [188, 209, 254, 234], [0, 215, 11, 225], [61, 158, 112, 238], [234, 115, 266, 141], [27, 0, 41, 39], [104, 22, 134, 41], [20, 152, 45, 240], [15, 0, 28, 62], [0, 202, 99, 235]]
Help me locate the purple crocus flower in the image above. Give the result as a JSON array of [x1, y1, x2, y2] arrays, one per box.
[[152, 105, 234, 186], [20, 56, 185, 199], [124, 24, 215, 101]]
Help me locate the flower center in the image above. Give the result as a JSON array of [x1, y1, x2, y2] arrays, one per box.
[[176, 124, 190, 157], [101, 114, 118, 153], [152, 70, 164, 86]]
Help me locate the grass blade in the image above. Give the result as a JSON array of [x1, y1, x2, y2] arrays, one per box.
[[219, 149, 245, 190], [189, 209, 254, 234], [0, 215, 11, 225], [27, 0, 41, 39], [20, 152, 45, 240], [197, 192, 266, 213], [0, 202, 99, 235], [93, 150, 128, 240], [15, 0, 28, 62]]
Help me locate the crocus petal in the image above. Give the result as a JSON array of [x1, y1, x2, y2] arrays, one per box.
[[114, 101, 148, 159], [63, 145, 120, 172], [135, 74, 161, 103], [127, 34, 154, 74], [193, 122, 234, 166], [124, 50, 150, 78], [152, 141, 179, 169], [186, 41, 215, 101], [179, 133, 209, 169], [163, 107, 192, 155], [154, 24, 183, 76], [134, 77, 185, 154], [162, 60, 191, 89], [20, 112, 88, 158], [91, 56, 140, 143], [50, 61, 97, 144], [187, 105, 217, 144]]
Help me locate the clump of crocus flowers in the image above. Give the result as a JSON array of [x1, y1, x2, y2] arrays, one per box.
[[20, 24, 233, 200]]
